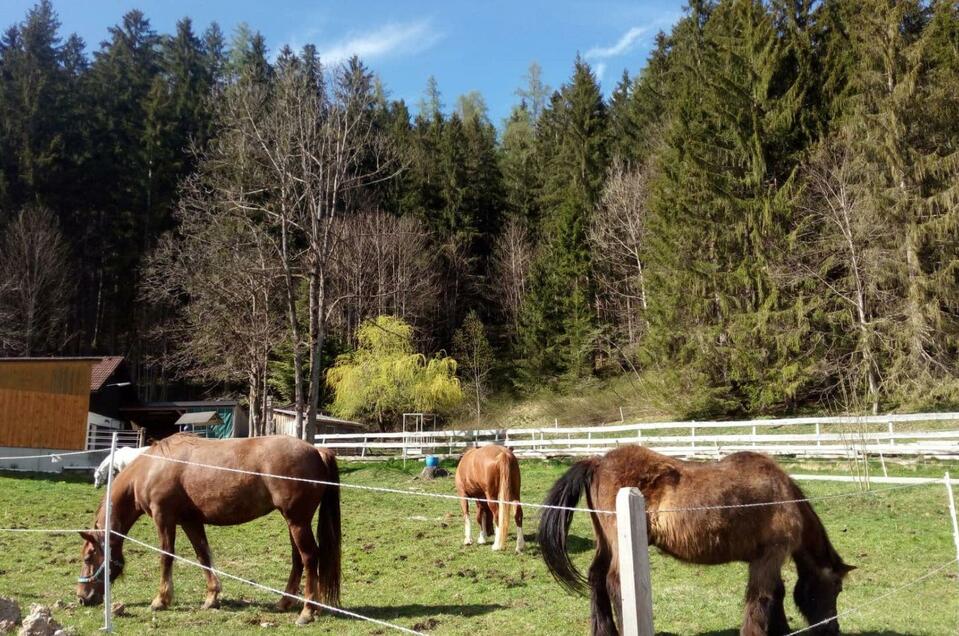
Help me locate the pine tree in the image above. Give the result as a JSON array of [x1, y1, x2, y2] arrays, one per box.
[[517, 58, 608, 383]]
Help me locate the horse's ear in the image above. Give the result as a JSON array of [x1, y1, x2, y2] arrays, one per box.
[[78, 530, 96, 544], [838, 563, 857, 576]]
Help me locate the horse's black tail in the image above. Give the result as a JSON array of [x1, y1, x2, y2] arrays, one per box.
[[316, 448, 342, 607], [538, 458, 597, 595]]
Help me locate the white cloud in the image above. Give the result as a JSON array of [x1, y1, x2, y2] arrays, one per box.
[[594, 62, 607, 81], [585, 26, 647, 60], [319, 20, 442, 64]]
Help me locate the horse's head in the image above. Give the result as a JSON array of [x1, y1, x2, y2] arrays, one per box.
[[76, 530, 123, 606], [794, 562, 856, 635]]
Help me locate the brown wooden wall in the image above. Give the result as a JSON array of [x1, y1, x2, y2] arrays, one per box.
[[0, 360, 93, 450]]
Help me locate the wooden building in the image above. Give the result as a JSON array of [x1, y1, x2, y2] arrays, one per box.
[[0, 357, 96, 451]]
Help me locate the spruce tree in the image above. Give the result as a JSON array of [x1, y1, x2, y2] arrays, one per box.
[[644, 0, 816, 412], [517, 58, 607, 383]]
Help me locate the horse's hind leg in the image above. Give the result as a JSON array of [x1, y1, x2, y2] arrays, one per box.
[[275, 529, 303, 611], [476, 503, 492, 544], [742, 547, 790, 636], [150, 516, 177, 611], [181, 522, 221, 609], [589, 541, 618, 635], [461, 494, 472, 545], [289, 521, 320, 625], [514, 503, 525, 553]]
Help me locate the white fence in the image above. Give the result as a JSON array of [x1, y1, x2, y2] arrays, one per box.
[[85, 423, 141, 451], [315, 412, 959, 460]]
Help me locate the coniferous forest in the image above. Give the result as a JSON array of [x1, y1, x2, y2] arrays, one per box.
[[1, 1, 958, 434]]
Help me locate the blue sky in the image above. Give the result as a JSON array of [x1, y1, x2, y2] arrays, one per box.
[[2, 1, 686, 124]]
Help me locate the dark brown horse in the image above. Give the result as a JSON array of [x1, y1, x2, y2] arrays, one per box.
[[76, 434, 341, 625], [456, 445, 524, 552], [538, 446, 854, 636]]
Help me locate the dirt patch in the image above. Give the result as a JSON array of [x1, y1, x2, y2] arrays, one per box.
[[411, 618, 439, 632]]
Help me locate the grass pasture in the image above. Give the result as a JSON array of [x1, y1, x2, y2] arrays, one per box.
[[1, 458, 958, 635]]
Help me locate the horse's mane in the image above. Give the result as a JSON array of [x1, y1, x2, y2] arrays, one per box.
[[149, 432, 202, 457]]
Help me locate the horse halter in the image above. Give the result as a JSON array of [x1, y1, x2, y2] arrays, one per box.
[[77, 558, 123, 584]]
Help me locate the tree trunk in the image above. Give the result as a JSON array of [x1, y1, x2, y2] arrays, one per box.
[[904, 225, 926, 370], [305, 272, 326, 443]]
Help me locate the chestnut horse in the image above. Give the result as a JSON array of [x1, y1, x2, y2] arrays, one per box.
[[538, 446, 854, 636], [456, 445, 524, 552], [76, 434, 341, 626]]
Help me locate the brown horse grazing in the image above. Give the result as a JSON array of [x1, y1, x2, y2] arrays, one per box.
[[455, 445, 524, 552], [76, 434, 341, 626], [538, 446, 854, 636]]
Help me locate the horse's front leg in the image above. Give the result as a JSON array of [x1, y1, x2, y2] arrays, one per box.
[[289, 521, 320, 625], [151, 516, 176, 611], [742, 547, 789, 636], [181, 521, 221, 609]]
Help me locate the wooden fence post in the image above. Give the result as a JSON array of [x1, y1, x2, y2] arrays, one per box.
[[944, 472, 959, 580], [616, 487, 654, 636]]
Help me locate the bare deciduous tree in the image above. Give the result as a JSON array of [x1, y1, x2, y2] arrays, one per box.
[[794, 139, 899, 414], [452, 310, 494, 425], [326, 211, 439, 346], [143, 176, 284, 436], [0, 207, 74, 356], [590, 162, 650, 352], [203, 58, 399, 441], [490, 217, 533, 337]]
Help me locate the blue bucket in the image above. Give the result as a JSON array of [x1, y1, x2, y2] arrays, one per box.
[[424, 455, 439, 468]]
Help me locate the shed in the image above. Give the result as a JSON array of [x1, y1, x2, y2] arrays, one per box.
[[122, 400, 248, 441], [272, 408, 365, 437]]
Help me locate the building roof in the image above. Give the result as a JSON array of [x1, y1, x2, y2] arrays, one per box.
[[90, 356, 126, 392], [122, 399, 239, 411], [175, 411, 224, 426], [0, 356, 125, 393]]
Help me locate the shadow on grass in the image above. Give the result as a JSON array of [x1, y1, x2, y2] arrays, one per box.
[[348, 602, 504, 621], [566, 534, 595, 554], [0, 470, 92, 484]]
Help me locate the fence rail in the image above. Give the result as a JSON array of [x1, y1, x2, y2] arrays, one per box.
[[315, 412, 959, 460], [85, 424, 140, 451]]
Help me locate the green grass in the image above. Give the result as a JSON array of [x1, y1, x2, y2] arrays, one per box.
[[1, 458, 958, 635]]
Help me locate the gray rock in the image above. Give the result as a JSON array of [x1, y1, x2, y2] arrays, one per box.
[[17, 605, 62, 636], [0, 597, 20, 634]]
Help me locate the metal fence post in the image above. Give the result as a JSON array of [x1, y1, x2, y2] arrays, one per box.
[[616, 487, 654, 636], [102, 431, 118, 632]]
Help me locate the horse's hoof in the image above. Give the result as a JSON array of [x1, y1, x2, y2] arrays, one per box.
[[295, 613, 315, 626], [150, 599, 169, 611], [202, 598, 220, 610], [463, 539, 472, 546], [276, 598, 296, 611], [477, 537, 486, 545], [491, 544, 504, 552]]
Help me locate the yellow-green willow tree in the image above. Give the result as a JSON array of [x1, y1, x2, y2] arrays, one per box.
[[326, 316, 463, 431]]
